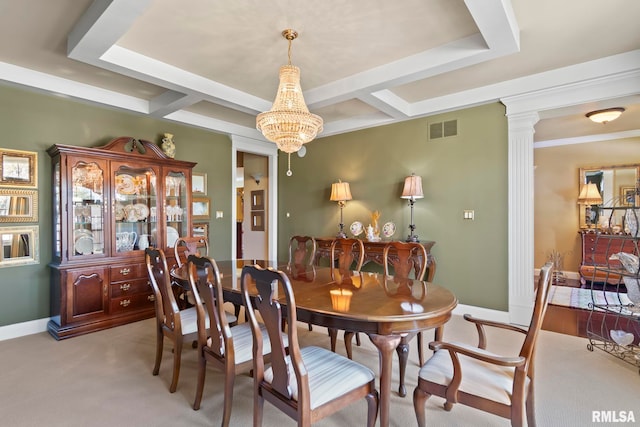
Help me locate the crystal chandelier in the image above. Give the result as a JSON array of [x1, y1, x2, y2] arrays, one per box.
[[256, 29, 323, 176]]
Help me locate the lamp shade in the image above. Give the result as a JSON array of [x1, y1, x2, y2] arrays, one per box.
[[577, 183, 603, 205], [401, 174, 424, 200], [330, 181, 352, 202]]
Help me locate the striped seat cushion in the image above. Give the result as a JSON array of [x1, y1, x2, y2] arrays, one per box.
[[208, 322, 288, 365], [418, 344, 529, 405], [264, 346, 375, 409], [179, 307, 236, 336]]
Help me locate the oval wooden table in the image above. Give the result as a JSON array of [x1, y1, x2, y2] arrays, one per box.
[[172, 260, 457, 427]]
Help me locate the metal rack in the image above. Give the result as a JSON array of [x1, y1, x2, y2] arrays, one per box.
[[585, 207, 640, 374]]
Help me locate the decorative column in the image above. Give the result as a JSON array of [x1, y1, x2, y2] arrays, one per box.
[[507, 111, 539, 325]]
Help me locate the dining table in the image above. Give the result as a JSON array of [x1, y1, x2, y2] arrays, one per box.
[[171, 259, 457, 427]]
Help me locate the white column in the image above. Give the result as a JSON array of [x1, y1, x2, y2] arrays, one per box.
[[507, 112, 539, 325]]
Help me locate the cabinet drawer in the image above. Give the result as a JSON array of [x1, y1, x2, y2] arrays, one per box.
[[111, 263, 146, 281], [110, 292, 155, 314], [110, 278, 151, 298]]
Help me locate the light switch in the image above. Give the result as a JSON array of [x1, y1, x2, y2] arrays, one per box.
[[463, 210, 474, 220], [216, 211, 223, 219]]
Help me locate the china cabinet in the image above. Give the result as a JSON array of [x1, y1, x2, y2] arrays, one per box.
[[47, 137, 196, 339]]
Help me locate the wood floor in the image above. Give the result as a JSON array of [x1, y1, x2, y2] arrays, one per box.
[[542, 278, 587, 338]]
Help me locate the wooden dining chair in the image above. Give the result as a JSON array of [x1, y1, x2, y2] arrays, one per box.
[[288, 235, 317, 267], [240, 264, 379, 427], [187, 255, 283, 426], [413, 262, 554, 427], [145, 247, 202, 393], [382, 241, 429, 397], [288, 235, 317, 330], [173, 236, 209, 307], [329, 238, 365, 355]]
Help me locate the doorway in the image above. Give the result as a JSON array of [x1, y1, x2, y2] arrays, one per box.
[[231, 135, 278, 261]]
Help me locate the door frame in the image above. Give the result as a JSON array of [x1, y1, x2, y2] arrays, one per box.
[[231, 135, 278, 261]]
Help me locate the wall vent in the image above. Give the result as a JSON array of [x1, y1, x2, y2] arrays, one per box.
[[429, 119, 458, 140]]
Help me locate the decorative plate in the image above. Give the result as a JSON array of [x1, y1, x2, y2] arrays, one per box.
[[115, 175, 137, 195], [75, 235, 94, 255], [115, 203, 125, 221], [133, 203, 150, 220], [350, 221, 363, 236], [167, 226, 180, 247], [74, 229, 93, 241], [382, 221, 396, 238]]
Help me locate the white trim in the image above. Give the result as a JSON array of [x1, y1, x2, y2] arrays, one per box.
[[0, 317, 49, 341], [534, 129, 640, 149], [452, 303, 510, 324]]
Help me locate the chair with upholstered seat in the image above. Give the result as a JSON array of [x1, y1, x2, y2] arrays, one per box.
[[329, 238, 365, 356], [240, 264, 379, 427], [413, 262, 553, 427], [288, 235, 317, 267], [382, 241, 429, 397], [145, 247, 209, 393], [173, 236, 209, 307], [288, 235, 317, 330], [187, 255, 285, 426]]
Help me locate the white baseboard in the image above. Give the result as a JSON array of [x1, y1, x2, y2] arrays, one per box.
[[0, 317, 49, 341], [453, 303, 510, 323]]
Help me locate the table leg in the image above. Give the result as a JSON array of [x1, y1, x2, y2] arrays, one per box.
[[368, 333, 402, 427]]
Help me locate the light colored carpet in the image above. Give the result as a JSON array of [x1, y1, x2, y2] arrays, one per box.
[[0, 313, 638, 427]]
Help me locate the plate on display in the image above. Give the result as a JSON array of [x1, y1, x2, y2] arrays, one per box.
[[115, 203, 125, 221], [74, 228, 93, 240], [75, 236, 94, 255], [350, 221, 363, 237], [133, 203, 150, 220], [382, 222, 396, 238], [115, 175, 138, 195], [167, 226, 180, 247]]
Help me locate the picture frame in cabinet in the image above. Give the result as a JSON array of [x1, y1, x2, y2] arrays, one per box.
[[192, 172, 207, 195], [193, 222, 209, 238], [0, 225, 39, 268], [0, 188, 38, 222], [620, 186, 636, 207], [0, 148, 37, 188], [192, 197, 210, 220]]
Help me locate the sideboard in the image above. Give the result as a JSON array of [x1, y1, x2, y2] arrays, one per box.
[[314, 237, 436, 281]]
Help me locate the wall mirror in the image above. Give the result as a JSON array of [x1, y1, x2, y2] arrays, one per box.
[[0, 225, 39, 268], [579, 164, 639, 229], [0, 188, 38, 222]]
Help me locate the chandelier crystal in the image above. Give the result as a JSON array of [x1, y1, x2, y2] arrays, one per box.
[[256, 29, 323, 175]]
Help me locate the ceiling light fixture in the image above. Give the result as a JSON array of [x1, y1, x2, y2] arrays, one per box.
[[256, 29, 323, 177], [585, 107, 625, 124]]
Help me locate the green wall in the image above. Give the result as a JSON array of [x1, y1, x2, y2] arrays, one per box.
[[0, 82, 510, 328], [278, 102, 509, 311], [0, 84, 231, 327]]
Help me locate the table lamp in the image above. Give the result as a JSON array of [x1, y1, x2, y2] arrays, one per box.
[[401, 173, 424, 242], [577, 182, 602, 228], [330, 179, 352, 238]]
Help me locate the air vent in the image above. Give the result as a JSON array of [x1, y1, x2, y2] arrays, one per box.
[[429, 119, 458, 140]]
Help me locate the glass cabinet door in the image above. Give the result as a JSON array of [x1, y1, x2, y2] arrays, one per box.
[[165, 171, 188, 247], [113, 166, 157, 254], [71, 159, 106, 257]]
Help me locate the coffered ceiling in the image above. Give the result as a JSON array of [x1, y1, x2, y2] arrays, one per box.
[[0, 0, 638, 146]]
